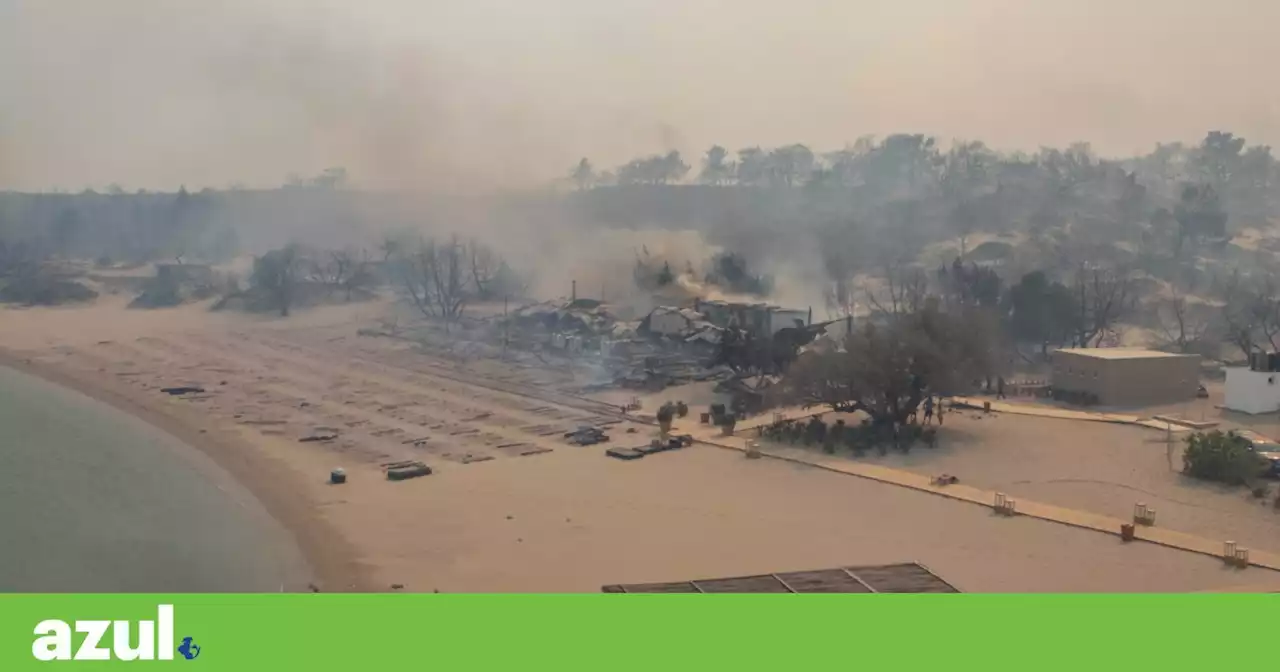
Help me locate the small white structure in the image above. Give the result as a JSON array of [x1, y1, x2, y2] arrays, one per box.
[[1224, 367, 1280, 414]]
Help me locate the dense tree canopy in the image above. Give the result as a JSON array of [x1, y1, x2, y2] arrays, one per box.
[[780, 301, 994, 426]]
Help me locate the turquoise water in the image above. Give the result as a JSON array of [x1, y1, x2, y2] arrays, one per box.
[[0, 365, 306, 592]]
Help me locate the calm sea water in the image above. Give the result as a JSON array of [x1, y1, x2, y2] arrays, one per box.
[[0, 365, 307, 592]]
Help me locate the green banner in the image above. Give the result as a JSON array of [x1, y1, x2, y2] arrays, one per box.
[[0, 595, 1271, 669]]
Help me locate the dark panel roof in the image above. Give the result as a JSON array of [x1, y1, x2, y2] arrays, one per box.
[[853, 563, 959, 593], [695, 575, 793, 593], [775, 568, 872, 593], [603, 581, 698, 594], [602, 562, 959, 594]]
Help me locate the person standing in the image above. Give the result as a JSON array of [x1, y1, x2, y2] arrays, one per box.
[[922, 395, 935, 425], [996, 376, 1006, 400]]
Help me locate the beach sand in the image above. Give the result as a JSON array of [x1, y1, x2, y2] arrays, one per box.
[[5, 297, 1280, 592], [755, 408, 1280, 559]]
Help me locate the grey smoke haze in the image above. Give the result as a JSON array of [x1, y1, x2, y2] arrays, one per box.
[[2, 0, 1279, 191]]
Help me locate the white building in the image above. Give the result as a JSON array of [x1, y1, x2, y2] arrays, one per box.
[[1224, 367, 1280, 414]]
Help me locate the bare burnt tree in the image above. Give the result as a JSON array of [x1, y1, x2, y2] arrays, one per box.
[[401, 235, 470, 329], [1221, 273, 1257, 357], [306, 247, 349, 292], [1221, 271, 1280, 358], [1154, 292, 1214, 354], [462, 238, 526, 302], [335, 248, 375, 301], [1069, 265, 1136, 347], [304, 247, 375, 301], [468, 239, 500, 300], [865, 262, 929, 318]]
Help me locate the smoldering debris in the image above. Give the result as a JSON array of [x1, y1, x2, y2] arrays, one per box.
[[353, 295, 743, 395], [509, 299, 625, 339], [501, 298, 736, 393], [564, 425, 610, 446]]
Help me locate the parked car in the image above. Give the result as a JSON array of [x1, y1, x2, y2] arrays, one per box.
[[1238, 430, 1280, 477]]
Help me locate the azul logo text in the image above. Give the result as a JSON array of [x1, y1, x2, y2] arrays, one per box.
[[31, 604, 193, 661]]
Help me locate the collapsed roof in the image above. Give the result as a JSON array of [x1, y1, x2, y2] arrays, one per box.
[[511, 299, 620, 335], [642, 305, 725, 344]]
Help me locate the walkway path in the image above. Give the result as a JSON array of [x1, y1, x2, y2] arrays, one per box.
[[953, 396, 1136, 424], [674, 410, 1280, 573], [950, 396, 1200, 433]]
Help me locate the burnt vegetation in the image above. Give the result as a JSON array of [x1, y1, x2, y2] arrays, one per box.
[[3, 132, 1280, 410], [563, 130, 1278, 425]]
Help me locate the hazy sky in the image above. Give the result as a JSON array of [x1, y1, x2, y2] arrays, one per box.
[[2, 0, 1278, 191]]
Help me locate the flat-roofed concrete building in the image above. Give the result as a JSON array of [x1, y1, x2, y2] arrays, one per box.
[[1051, 348, 1200, 407]]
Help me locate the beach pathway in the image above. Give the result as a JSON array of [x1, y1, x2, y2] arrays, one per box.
[[675, 409, 1280, 573]]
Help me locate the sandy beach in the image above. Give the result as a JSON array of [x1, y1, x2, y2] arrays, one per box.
[[6, 297, 1280, 592], [757, 409, 1280, 558]]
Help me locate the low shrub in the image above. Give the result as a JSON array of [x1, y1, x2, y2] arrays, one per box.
[[1183, 430, 1264, 485]]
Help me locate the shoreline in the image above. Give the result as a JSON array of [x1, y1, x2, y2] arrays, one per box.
[[0, 346, 374, 593], [4, 310, 1272, 592]]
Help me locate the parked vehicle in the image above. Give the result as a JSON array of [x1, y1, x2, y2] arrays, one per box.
[[1238, 430, 1280, 477]]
